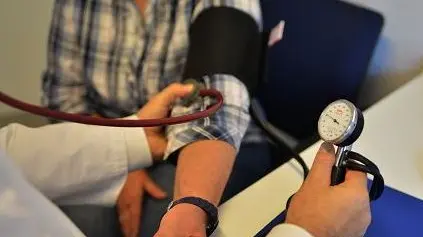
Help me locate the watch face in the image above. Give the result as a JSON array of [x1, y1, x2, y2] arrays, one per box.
[[318, 100, 357, 144]]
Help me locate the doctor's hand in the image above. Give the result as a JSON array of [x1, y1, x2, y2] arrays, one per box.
[[137, 83, 194, 160], [286, 142, 371, 237]]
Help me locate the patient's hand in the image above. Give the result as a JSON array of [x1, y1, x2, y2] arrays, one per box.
[[118, 170, 167, 237]]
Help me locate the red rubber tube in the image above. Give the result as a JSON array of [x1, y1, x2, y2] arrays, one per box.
[[0, 89, 223, 127]]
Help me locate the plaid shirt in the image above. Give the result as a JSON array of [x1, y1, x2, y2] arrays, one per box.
[[42, 0, 266, 158]]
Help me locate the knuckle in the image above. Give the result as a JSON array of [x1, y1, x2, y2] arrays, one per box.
[[364, 210, 372, 225], [349, 188, 370, 206], [290, 191, 305, 205], [358, 188, 370, 202], [359, 206, 372, 228], [351, 193, 366, 204]]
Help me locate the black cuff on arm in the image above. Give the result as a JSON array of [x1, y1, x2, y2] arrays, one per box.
[[182, 7, 264, 97]]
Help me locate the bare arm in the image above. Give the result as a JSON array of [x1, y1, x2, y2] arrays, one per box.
[[156, 1, 262, 235], [174, 140, 236, 205], [170, 0, 262, 206]]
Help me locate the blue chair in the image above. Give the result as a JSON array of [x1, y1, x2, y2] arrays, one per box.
[[255, 0, 384, 153]]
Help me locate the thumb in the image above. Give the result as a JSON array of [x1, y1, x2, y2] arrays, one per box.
[[153, 83, 195, 108], [143, 174, 167, 199], [304, 142, 336, 188]]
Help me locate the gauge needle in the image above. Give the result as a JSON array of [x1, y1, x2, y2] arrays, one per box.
[[326, 114, 339, 124]]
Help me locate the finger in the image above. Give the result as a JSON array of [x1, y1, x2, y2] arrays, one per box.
[[153, 83, 195, 108], [143, 174, 167, 199], [119, 193, 142, 237], [304, 142, 336, 188], [119, 207, 132, 237], [130, 189, 142, 237], [344, 169, 368, 189]]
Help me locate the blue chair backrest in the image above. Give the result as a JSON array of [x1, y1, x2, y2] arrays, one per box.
[[258, 0, 384, 141]]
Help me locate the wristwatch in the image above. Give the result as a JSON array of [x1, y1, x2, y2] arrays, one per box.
[[166, 196, 219, 236]]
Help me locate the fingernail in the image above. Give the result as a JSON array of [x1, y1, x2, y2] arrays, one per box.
[[320, 142, 335, 154], [185, 84, 194, 91], [157, 191, 167, 199]]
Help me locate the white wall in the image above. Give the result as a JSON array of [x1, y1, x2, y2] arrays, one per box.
[[346, 0, 423, 108], [0, 0, 422, 126], [0, 1, 53, 126]]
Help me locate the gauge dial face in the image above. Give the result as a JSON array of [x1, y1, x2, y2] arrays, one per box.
[[318, 100, 357, 144]]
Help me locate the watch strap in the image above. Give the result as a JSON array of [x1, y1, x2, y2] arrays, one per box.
[[167, 196, 219, 236]]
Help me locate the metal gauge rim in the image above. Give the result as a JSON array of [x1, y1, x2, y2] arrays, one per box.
[[318, 99, 358, 145]]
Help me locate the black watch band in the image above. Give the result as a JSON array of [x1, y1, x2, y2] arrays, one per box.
[[167, 197, 219, 236]]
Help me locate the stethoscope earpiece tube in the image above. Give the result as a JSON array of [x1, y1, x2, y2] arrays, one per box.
[[0, 88, 223, 127]]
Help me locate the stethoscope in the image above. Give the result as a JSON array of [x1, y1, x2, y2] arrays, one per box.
[[0, 80, 222, 127]]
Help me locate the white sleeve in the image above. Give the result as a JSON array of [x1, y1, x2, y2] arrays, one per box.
[[0, 115, 152, 206], [266, 224, 314, 237], [0, 151, 86, 237]]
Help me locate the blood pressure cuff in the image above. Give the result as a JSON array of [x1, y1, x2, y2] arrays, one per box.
[[182, 7, 266, 96]]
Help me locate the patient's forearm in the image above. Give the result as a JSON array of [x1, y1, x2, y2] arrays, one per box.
[[174, 140, 236, 205]]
